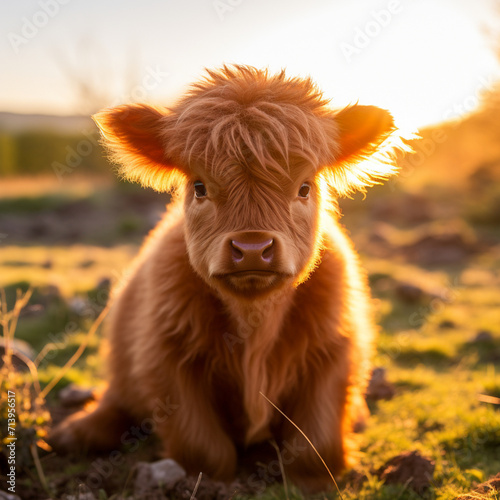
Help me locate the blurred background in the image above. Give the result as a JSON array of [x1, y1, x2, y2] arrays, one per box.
[[1, 0, 500, 498], [1, 0, 500, 250]]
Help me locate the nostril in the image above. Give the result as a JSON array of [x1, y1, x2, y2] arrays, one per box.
[[230, 241, 244, 262], [262, 240, 274, 263], [230, 237, 274, 266]]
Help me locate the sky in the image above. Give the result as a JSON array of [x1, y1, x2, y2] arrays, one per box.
[[1, 0, 499, 130]]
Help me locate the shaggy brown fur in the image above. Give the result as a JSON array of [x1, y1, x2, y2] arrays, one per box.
[[50, 65, 399, 492]]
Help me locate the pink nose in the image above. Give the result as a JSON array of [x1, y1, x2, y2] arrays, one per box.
[[230, 232, 275, 270]]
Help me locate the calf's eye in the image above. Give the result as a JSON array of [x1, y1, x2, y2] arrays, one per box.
[[298, 183, 311, 199], [194, 181, 207, 198]]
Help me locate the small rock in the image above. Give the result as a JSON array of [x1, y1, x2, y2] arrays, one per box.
[[377, 450, 435, 494], [68, 296, 90, 316], [439, 319, 456, 329], [134, 458, 187, 493], [472, 330, 494, 343], [0, 491, 22, 500], [0, 337, 36, 371], [0, 337, 35, 360], [58, 384, 95, 407], [63, 483, 97, 500], [366, 367, 395, 401]]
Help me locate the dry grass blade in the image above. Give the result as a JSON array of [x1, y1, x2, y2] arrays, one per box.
[[260, 391, 344, 500], [270, 439, 289, 500], [478, 394, 500, 405], [0, 288, 41, 394], [40, 304, 110, 399], [9, 288, 33, 338], [0, 288, 33, 366], [11, 349, 42, 395], [0, 288, 51, 494], [190, 472, 203, 500], [31, 442, 49, 494]]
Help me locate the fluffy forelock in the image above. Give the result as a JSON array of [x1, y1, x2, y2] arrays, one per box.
[[163, 65, 340, 184]]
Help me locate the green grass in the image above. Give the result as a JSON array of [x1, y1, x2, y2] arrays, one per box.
[[0, 245, 137, 297], [2, 245, 498, 499], [0, 130, 110, 177], [1, 178, 499, 499]]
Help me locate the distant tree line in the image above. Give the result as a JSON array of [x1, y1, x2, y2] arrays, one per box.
[[0, 131, 111, 177]]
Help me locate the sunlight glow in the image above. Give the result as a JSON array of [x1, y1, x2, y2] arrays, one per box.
[[0, 0, 498, 132], [233, 1, 500, 131]]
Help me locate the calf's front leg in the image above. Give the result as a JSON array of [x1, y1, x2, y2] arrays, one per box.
[[279, 366, 354, 493], [154, 373, 238, 481]]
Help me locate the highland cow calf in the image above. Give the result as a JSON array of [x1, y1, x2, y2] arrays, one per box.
[[50, 65, 398, 492]]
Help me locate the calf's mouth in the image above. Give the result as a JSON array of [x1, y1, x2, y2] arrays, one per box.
[[213, 270, 292, 295]]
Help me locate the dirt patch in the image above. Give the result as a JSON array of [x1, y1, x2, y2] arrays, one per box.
[[357, 219, 483, 266], [456, 472, 500, 499], [169, 476, 251, 500], [371, 193, 436, 225], [376, 450, 435, 494], [400, 228, 480, 266], [0, 187, 167, 246]]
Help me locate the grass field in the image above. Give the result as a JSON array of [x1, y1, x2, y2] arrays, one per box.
[[1, 174, 500, 499]]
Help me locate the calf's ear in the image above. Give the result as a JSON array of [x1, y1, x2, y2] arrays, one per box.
[[322, 105, 399, 195], [93, 104, 186, 192]]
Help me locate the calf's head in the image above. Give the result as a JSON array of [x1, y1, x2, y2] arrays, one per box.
[[94, 66, 397, 297]]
